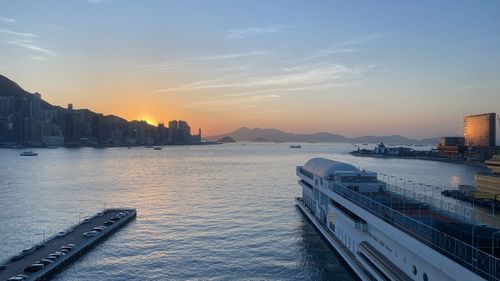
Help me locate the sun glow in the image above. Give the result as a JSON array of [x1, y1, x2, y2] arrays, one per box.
[[139, 116, 157, 126]]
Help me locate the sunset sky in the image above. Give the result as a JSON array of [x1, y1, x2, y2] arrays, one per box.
[[0, 0, 499, 138]]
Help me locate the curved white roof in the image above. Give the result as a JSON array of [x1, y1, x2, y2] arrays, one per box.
[[303, 158, 359, 178]]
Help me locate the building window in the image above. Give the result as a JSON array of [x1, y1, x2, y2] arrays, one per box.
[[412, 265, 417, 275], [423, 273, 428, 281]]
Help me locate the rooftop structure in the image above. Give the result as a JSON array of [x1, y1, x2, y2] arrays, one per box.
[[303, 158, 359, 178]]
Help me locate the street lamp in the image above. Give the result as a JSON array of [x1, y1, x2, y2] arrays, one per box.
[[400, 178, 406, 214]]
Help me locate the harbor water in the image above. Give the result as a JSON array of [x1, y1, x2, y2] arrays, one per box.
[[0, 143, 486, 280]]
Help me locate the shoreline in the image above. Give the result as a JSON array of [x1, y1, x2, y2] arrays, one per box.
[[0, 142, 222, 149], [350, 151, 486, 167]]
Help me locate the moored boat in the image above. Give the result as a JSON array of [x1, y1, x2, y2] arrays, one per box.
[[20, 151, 38, 156], [296, 157, 500, 281]]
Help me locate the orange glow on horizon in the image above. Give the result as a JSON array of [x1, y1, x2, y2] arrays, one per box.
[[138, 115, 158, 126]]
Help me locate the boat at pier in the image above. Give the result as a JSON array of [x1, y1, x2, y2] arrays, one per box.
[[296, 157, 500, 281], [19, 151, 38, 156]]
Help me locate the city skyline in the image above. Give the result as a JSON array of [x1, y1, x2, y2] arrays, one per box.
[[1, 1, 500, 138]]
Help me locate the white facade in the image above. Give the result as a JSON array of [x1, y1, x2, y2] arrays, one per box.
[[296, 158, 488, 281]]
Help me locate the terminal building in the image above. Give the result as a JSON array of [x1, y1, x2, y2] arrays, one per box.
[[475, 154, 500, 197]]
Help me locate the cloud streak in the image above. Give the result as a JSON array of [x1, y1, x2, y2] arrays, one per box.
[[154, 63, 374, 94], [304, 32, 387, 61], [7, 38, 57, 57], [141, 50, 268, 72], [0, 28, 37, 38], [0, 27, 56, 60], [0, 16, 16, 24], [226, 25, 289, 39]]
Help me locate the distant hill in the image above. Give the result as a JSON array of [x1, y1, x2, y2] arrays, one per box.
[[217, 136, 236, 143], [207, 127, 438, 145], [0, 74, 32, 98], [0, 74, 61, 111]]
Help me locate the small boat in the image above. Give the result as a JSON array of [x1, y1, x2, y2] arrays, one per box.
[[290, 145, 302, 149], [153, 146, 162, 150], [20, 151, 38, 156]]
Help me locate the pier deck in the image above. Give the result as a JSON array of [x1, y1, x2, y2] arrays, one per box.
[[0, 208, 136, 281]]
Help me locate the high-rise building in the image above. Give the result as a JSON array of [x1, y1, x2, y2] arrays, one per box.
[[64, 104, 81, 143], [158, 123, 168, 144], [178, 120, 190, 144], [168, 120, 178, 144], [464, 113, 496, 148]]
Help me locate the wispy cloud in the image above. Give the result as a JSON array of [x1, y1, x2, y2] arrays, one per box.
[[226, 25, 289, 39], [189, 94, 282, 107], [197, 51, 268, 61], [304, 32, 387, 61], [140, 50, 268, 72], [31, 55, 49, 61], [332, 32, 387, 49], [0, 28, 37, 38], [150, 32, 382, 109], [154, 63, 374, 94], [0, 27, 56, 60], [0, 16, 16, 25], [8, 38, 57, 57]]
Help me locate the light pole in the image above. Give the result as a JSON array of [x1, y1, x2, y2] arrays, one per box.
[[427, 184, 433, 204], [401, 178, 406, 214]]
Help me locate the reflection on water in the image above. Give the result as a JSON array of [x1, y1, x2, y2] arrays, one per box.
[[295, 212, 355, 281], [450, 175, 462, 187], [0, 143, 487, 280]]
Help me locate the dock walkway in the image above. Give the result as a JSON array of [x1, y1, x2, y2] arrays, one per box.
[[0, 208, 136, 281]]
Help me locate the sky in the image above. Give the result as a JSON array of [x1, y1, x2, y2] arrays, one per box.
[[0, 0, 499, 138]]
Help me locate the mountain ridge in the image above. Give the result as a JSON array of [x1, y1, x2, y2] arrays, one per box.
[[207, 127, 439, 145]]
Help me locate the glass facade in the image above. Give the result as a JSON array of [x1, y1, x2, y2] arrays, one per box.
[[464, 113, 496, 147]]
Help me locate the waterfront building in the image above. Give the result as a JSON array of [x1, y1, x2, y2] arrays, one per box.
[[178, 120, 191, 144], [296, 157, 500, 281], [374, 143, 413, 156], [475, 155, 500, 196], [64, 104, 81, 144], [464, 113, 496, 148], [166, 120, 201, 145], [437, 136, 466, 156], [158, 123, 168, 145], [168, 120, 178, 144]]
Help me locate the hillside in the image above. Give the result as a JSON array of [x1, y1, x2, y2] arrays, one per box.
[[207, 127, 438, 145]]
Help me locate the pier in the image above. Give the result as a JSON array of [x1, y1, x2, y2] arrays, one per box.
[[0, 208, 136, 281]]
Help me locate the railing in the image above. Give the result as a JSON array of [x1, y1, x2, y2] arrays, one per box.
[[378, 174, 500, 230], [328, 181, 500, 281]]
